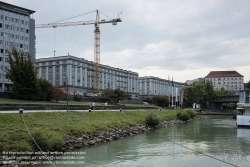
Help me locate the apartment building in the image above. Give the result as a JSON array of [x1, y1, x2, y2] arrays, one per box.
[[139, 76, 184, 98], [0, 1, 35, 92], [205, 71, 244, 91], [36, 55, 139, 95]]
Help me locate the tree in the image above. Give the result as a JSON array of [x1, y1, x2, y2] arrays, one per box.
[[38, 78, 53, 101], [184, 81, 215, 108], [6, 47, 41, 100], [52, 87, 66, 102], [102, 88, 128, 104], [101, 89, 112, 102], [152, 96, 169, 107], [245, 80, 250, 90], [110, 88, 128, 104], [214, 87, 234, 97]]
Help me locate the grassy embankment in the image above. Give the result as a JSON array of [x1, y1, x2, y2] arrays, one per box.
[[0, 110, 178, 151]]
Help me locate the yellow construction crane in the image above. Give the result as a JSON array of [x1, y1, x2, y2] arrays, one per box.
[[35, 10, 122, 93]]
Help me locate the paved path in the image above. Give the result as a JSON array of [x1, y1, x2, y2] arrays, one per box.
[[0, 109, 124, 114]]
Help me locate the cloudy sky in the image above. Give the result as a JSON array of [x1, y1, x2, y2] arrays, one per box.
[[4, 0, 250, 83]]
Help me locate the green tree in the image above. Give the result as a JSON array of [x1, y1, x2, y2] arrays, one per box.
[[102, 88, 128, 104], [184, 81, 215, 108], [214, 87, 234, 97], [101, 89, 112, 102], [110, 88, 128, 104], [6, 47, 41, 100], [245, 80, 250, 90], [38, 78, 53, 101]]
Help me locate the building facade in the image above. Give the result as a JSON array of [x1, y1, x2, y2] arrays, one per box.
[[205, 71, 244, 91], [0, 1, 35, 92], [138, 76, 184, 98], [36, 55, 139, 95]]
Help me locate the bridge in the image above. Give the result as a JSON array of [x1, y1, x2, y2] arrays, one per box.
[[209, 92, 249, 109], [210, 95, 239, 103]]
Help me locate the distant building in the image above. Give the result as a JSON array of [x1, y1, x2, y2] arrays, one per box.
[[36, 55, 139, 95], [0, 1, 35, 92], [138, 76, 184, 98], [186, 78, 205, 85], [205, 71, 244, 91]]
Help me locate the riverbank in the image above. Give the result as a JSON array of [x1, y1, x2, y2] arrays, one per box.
[[0, 110, 222, 152], [0, 110, 176, 151]]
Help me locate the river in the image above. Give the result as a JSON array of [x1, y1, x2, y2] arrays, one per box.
[[36, 117, 250, 167]]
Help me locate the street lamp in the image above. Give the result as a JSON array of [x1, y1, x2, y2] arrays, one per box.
[[63, 76, 68, 112]]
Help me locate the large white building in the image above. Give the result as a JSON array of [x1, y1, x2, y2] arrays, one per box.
[[205, 71, 244, 91], [139, 76, 184, 98], [36, 55, 139, 95], [0, 1, 35, 92]]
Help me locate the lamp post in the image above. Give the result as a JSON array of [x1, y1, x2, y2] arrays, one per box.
[[63, 76, 68, 112]]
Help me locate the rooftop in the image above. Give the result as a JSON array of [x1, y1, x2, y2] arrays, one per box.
[[0, 1, 35, 16], [205, 71, 244, 78]]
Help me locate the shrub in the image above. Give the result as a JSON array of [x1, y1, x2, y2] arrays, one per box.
[[145, 113, 160, 128], [74, 94, 83, 101], [186, 109, 197, 119], [177, 111, 191, 121]]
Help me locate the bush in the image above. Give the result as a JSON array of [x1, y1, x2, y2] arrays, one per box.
[[177, 110, 191, 121], [74, 94, 83, 101], [186, 109, 197, 119], [145, 113, 160, 127]]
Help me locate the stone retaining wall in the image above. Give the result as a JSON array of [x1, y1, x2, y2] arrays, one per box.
[[62, 115, 218, 151]]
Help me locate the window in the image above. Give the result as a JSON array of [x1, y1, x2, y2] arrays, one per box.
[[5, 58, 8, 62], [0, 23, 2, 28], [0, 15, 3, 19], [16, 18, 19, 23], [26, 29, 29, 33], [0, 57, 2, 61], [0, 49, 3, 53]]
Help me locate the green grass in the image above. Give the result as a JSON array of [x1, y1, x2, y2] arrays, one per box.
[[0, 110, 177, 151]]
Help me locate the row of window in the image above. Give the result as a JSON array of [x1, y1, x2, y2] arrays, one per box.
[[0, 23, 29, 33], [215, 81, 242, 84], [1, 32, 29, 41], [43, 61, 136, 77], [0, 41, 29, 50], [208, 77, 242, 81], [0, 15, 28, 25]]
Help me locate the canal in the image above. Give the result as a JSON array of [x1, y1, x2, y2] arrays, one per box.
[[38, 117, 250, 167]]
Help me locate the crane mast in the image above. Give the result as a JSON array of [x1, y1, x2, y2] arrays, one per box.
[[35, 10, 122, 93], [94, 10, 100, 93]]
